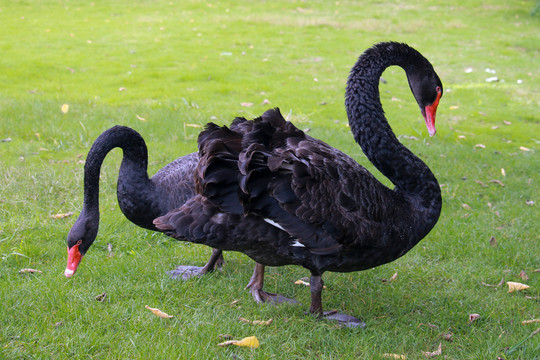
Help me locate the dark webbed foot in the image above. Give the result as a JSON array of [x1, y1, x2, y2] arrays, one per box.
[[167, 265, 211, 280], [167, 249, 224, 280], [246, 263, 299, 305], [249, 288, 299, 304], [323, 311, 366, 328], [309, 274, 366, 328]]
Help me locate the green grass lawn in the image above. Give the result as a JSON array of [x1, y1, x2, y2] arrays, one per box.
[[1, 0, 538, 358]]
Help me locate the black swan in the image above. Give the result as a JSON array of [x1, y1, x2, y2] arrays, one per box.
[[152, 41, 443, 327], [64, 126, 225, 279]]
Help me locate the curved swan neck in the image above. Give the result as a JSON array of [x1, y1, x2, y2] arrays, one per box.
[[81, 126, 151, 219], [345, 42, 441, 228]]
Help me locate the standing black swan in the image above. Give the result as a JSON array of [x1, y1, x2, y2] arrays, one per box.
[[64, 126, 225, 279], [153, 42, 443, 326]]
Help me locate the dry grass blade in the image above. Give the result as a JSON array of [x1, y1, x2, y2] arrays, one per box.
[[382, 271, 398, 283], [239, 317, 273, 325], [383, 354, 407, 359], [50, 212, 75, 219], [481, 278, 504, 287], [422, 343, 442, 357], [19, 268, 43, 274]]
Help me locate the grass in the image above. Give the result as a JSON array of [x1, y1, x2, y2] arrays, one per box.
[[1, 0, 538, 358]]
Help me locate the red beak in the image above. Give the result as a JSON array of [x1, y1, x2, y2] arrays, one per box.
[[65, 242, 83, 277], [422, 90, 442, 137]]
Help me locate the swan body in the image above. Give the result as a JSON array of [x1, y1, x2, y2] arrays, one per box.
[[153, 42, 444, 325], [65, 126, 224, 278]]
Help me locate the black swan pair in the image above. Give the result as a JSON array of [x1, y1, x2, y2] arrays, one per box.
[[66, 42, 443, 326]]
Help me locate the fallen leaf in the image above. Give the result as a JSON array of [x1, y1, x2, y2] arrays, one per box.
[[95, 292, 107, 302], [136, 114, 146, 121], [522, 319, 540, 325], [422, 343, 442, 357], [519, 146, 530, 152], [457, 135, 466, 139], [262, 99, 270, 105], [51, 212, 75, 219], [239, 317, 273, 325], [218, 336, 260, 348], [107, 243, 113, 258], [503, 120, 512, 125], [519, 270, 529, 281], [230, 299, 241, 307], [383, 354, 407, 359], [474, 144, 486, 149], [525, 296, 538, 300], [19, 268, 43, 274], [1, 138, 12, 142], [382, 272, 398, 283], [241, 102, 254, 107], [501, 168, 506, 176], [507, 281, 530, 293], [440, 333, 453, 342], [488, 180, 505, 187], [469, 314, 481, 323], [294, 279, 326, 288], [61, 104, 69, 114], [489, 236, 498, 247], [118, 87, 127, 91], [54, 321, 64, 327], [526, 200, 534, 206], [145, 305, 174, 318], [481, 278, 504, 287], [462, 203, 472, 211], [475, 180, 488, 187]]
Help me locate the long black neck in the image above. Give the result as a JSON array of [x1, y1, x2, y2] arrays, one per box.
[[345, 42, 441, 236], [81, 126, 158, 231]]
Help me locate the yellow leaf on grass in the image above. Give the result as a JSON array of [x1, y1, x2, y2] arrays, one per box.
[[507, 281, 530, 293], [218, 336, 260, 348], [234, 336, 260, 348], [61, 104, 69, 114], [145, 305, 173, 318]]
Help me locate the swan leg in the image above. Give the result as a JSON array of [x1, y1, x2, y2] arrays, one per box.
[[167, 248, 224, 280], [309, 274, 366, 328], [245, 263, 298, 304]]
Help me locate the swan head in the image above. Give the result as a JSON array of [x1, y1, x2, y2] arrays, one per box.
[[65, 211, 98, 277], [406, 62, 443, 137]]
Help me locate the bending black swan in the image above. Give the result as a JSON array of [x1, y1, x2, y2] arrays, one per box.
[[65, 126, 224, 278], [153, 42, 443, 326]]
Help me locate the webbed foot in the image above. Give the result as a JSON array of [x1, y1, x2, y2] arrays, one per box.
[[249, 288, 299, 305], [323, 310, 366, 328], [167, 248, 224, 280]]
